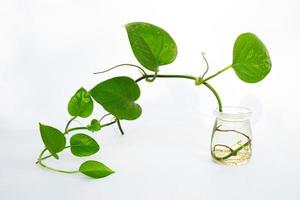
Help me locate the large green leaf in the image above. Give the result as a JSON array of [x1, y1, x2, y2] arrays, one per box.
[[125, 22, 177, 72], [68, 87, 93, 118], [70, 134, 99, 157], [90, 76, 142, 120], [39, 123, 66, 159], [232, 32, 272, 83], [79, 160, 114, 179]]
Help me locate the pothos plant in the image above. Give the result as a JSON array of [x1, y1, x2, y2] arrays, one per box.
[[36, 22, 271, 179]]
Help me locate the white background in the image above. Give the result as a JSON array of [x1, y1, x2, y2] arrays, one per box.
[[1, 0, 300, 199]]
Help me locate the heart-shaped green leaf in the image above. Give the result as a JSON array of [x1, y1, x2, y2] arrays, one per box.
[[90, 76, 142, 120], [70, 134, 100, 157], [87, 119, 101, 132], [232, 32, 272, 83], [79, 160, 114, 179], [39, 123, 66, 159], [125, 22, 177, 72], [68, 87, 93, 118]]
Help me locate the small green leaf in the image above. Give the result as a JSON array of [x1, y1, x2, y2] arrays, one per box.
[[90, 76, 142, 120], [79, 160, 114, 179], [68, 87, 93, 118], [39, 123, 66, 159], [87, 119, 101, 132], [232, 32, 272, 83], [70, 134, 99, 157], [125, 22, 177, 72]]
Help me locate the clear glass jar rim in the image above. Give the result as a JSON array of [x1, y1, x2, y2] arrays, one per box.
[[214, 106, 251, 120]]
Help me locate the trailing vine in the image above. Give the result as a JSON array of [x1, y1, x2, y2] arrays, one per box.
[[36, 22, 271, 178]]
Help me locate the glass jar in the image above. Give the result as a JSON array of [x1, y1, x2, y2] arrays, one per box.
[[210, 107, 252, 165]]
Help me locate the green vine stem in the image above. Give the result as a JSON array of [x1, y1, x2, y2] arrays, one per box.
[[116, 119, 125, 135], [66, 126, 88, 134], [64, 116, 77, 134], [135, 74, 223, 112], [202, 82, 222, 112], [202, 65, 232, 82], [101, 120, 117, 128], [37, 147, 79, 174]]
